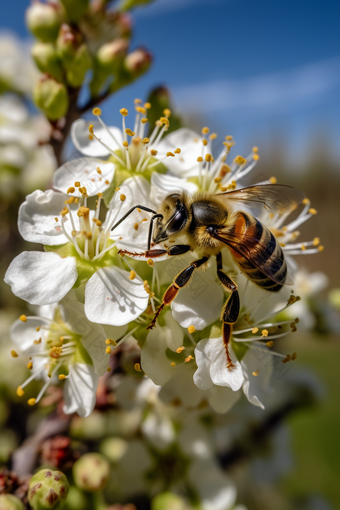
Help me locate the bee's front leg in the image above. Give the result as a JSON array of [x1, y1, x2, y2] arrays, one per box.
[[147, 255, 209, 330], [118, 244, 191, 259], [216, 253, 240, 369]]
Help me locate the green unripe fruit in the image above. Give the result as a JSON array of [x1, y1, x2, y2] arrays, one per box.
[[28, 469, 69, 510], [33, 78, 69, 120], [31, 43, 63, 82], [0, 494, 25, 510], [26, 3, 61, 43], [73, 453, 110, 492], [59, 0, 89, 22]]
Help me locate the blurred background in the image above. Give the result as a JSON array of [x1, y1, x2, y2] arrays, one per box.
[[1, 1, 340, 509]]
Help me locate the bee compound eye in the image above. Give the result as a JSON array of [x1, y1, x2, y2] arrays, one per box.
[[167, 207, 187, 234]]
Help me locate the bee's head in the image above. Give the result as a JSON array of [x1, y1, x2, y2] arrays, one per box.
[[152, 193, 188, 244]]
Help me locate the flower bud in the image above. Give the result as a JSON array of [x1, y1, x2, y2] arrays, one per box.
[[124, 48, 152, 77], [26, 2, 62, 43], [152, 493, 188, 510], [97, 39, 129, 71], [28, 469, 69, 510], [59, 0, 89, 22], [119, 0, 156, 11], [31, 42, 63, 82], [65, 44, 92, 88], [33, 78, 69, 120], [0, 495, 25, 510], [56, 25, 82, 61], [73, 453, 109, 492]]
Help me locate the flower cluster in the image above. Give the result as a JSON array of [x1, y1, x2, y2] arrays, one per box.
[[4, 97, 323, 420]]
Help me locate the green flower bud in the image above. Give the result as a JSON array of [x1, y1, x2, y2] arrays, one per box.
[[65, 43, 92, 88], [152, 493, 188, 510], [73, 453, 110, 492], [119, 0, 156, 11], [0, 494, 25, 510], [56, 25, 83, 62], [33, 78, 69, 120], [26, 3, 62, 43], [99, 437, 128, 463], [90, 39, 129, 96], [28, 469, 69, 510], [31, 43, 63, 82], [59, 0, 89, 22], [124, 48, 152, 77]]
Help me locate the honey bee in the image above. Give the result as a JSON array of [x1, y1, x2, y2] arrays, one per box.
[[111, 183, 304, 368]]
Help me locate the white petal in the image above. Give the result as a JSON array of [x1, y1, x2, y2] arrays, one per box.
[[10, 317, 49, 353], [4, 252, 78, 305], [241, 348, 273, 409], [178, 420, 213, 459], [63, 362, 99, 418], [156, 128, 203, 177], [159, 363, 204, 407], [140, 326, 175, 386], [193, 339, 214, 391], [171, 271, 224, 330], [207, 385, 241, 414], [59, 299, 109, 376], [188, 459, 236, 510], [54, 158, 115, 197], [84, 266, 149, 326], [202, 337, 244, 392], [18, 190, 69, 245], [71, 119, 123, 157], [150, 172, 198, 205], [141, 413, 175, 451], [163, 310, 183, 351]]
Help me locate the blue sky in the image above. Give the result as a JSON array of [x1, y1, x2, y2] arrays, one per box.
[[3, 0, 340, 162]]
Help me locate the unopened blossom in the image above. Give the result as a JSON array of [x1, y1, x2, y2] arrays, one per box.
[[4, 186, 149, 325], [10, 299, 114, 417]]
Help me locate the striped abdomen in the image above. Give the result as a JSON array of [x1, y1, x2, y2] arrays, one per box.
[[229, 212, 287, 292]]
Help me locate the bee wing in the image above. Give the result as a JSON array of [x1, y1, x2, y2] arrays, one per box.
[[216, 184, 305, 215], [211, 227, 294, 286]]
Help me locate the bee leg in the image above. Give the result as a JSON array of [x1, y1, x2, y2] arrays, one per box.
[[147, 256, 209, 330], [118, 245, 191, 259], [216, 253, 239, 369]]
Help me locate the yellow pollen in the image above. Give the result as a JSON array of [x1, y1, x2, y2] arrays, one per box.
[[67, 186, 75, 194], [11, 350, 18, 358], [214, 177, 222, 183], [129, 270, 136, 280], [34, 338, 41, 345], [74, 181, 80, 187], [77, 206, 90, 218], [122, 141, 129, 148], [65, 196, 75, 204], [187, 325, 196, 334], [202, 139, 208, 146], [167, 152, 175, 157], [147, 259, 154, 267], [234, 155, 247, 165], [160, 117, 170, 127], [266, 340, 274, 347], [219, 164, 231, 176], [107, 367, 112, 372], [134, 363, 142, 372], [144, 102, 151, 109], [74, 198, 79, 203], [20, 314, 27, 322], [59, 374, 66, 380], [36, 327, 40, 332], [269, 177, 277, 184], [253, 154, 260, 161], [226, 135, 233, 140], [163, 108, 171, 118], [209, 133, 218, 140], [28, 398, 36, 406], [309, 208, 317, 215], [141, 118, 148, 124], [205, 154, 212, 162], [318, 245, 324, 252], [142, 137, 150, 144], [197, 157, 203, 162], [120, 194, 126, 201], [301, 244, 306, 250], [106, 346, 112, 354], [261, 329, 269, 337], [282, 355, 291, 364], [252, 327, 259, 334], [55, 217, 58, 222], [202, 127, 209, 134], [292, 352, 297, 361], [106, 339, 117, 346], [136, 106, 146, 114], [174, 148, 181, 154], [143, 280, 151, 294], [125, 128, 135, 136], [79, 186, 88, 196], [105, 180, 110, 185], [176, 346, 185, 354], [252, 146, 259, 153], [17, 386, 25, 397], [252, 370, 259, 376], [27, 362, 33, 370], [120, 108, 128, 116], [134, 98, 142, 104], [92, 107, 102, 116], [150, 149, 158, 156], [185, 355, 194, 363], [60, 207, 69, 217], [171, 362, 176, 367], [88, 124, 94, 134], [302, 198, 310, 205], [88, 134, 94, 140], [313, 237, 320, 246]]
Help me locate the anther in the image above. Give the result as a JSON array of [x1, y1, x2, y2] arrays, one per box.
[[120, 194, 126, 201], [234, 155, 247, 165], [282, 355, 291, 364], [134, 98, 142, 104], [141, 118, 148, 124], [185, 355, 194, 363], [209, 133, 217, 140], [88, 124, 94, 134], [74, 181, 80, 187], [36, 327, 40, 332], [136, 106, 146, 114], [122, 141, 129, 148], [77, 206, 90, 218], [92, 107, 102, 116], [171, 362, 176, 367], [60, 207, 69, 216], [202, 127, 209, 134], [20, 314, 27, 322], [134, 363, 142, 372], [67, 187, 75, 194], [59, 374, 66, 380], [125, 128, 135, 136], [17, 386, 24, 397], [129, 270, 136, 280], [266, 340, 274, 347], [197, 157, 203, 162], [269, 177, 277, 184], [150, 149, 158, 156], [205, 154, 212, 162], [120, 108, 128, 116], [27, 362, 33, 370], [313, 237, 320, 246], [261, 329, 269, 337], [166, 152, 175, 157], [252, 327, 259, 334], [106, 339, 117, 346], [202, 139, 208, 146], [143, 281, 151, 294], [187, 325, 195, 334], [302, 198, 310, 205], [28, 398, 36, 406], [107, 367, 112, 372], [253, 154, 260, 161], [142, 137, 150, 144], [174, 148, 181, 154], [252, 370, 259, 376], [144, 102, 151, 109], [292, 352, 297, 361], [163, 108, 171, 118], [106, 346, 112, 354], [309, 208, 317, 215], [318, 245, 324, 252], [160, 117, 170, 127], [176, 346, 185, 354], [11, 350, 18, 358], [226, 135, 233, 140]]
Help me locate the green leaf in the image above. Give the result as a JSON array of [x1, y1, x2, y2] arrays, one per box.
[[146, 86, 183, 137]]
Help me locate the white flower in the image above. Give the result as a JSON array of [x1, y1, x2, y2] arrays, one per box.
[[10, 298, 115, 417], [4, 186, 149, 326]]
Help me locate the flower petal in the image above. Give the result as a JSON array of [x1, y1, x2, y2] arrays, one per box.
[[193, 339, 214, 391], [4, 251, 78, 305], [18, 190, 69, 245], [10, 317, 50, 353], [241, 348, 273, 409], [208, 385, 241, 414], [84, 266, 149, 326], [156, 128, 203, 177], [150, 171, 198, 205], [159, 363, 204, 407], [54, 157, 115, 197], [140, 326, 175, 386], [171, 271, 224, 330], [71, 119, 123, 157], [63, 362, 99, 418]]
